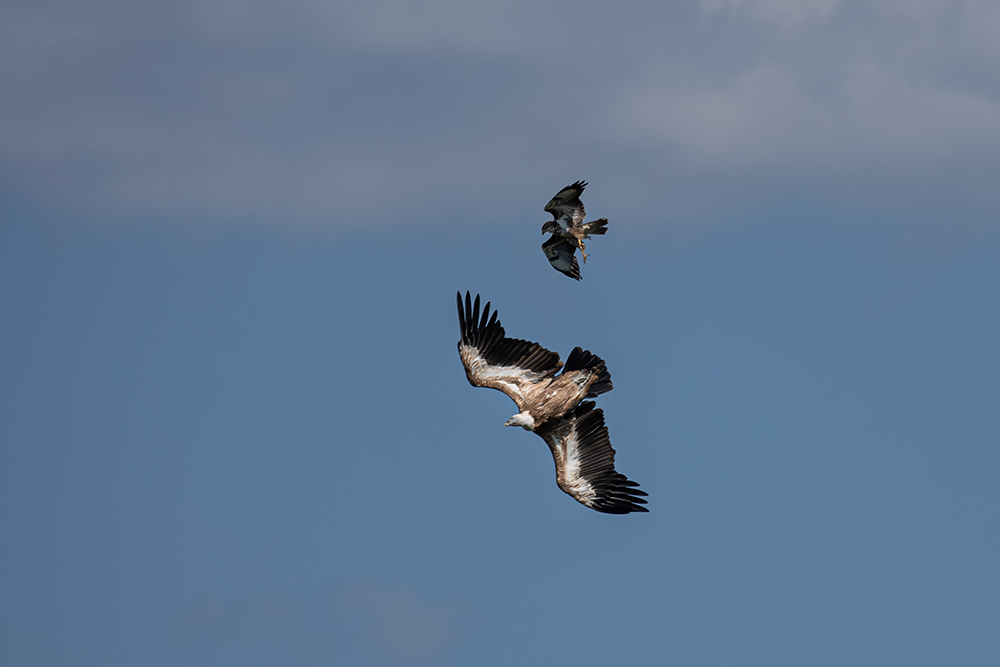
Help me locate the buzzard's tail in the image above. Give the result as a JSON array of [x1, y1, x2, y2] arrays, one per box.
[[583, 218, 609, 236], [564, 346, 613, 397]]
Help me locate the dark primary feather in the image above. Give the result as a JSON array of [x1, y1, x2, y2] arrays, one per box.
[[537, 402, 648, 514], [541, 236, 581, 280], [563, 347, 613, 397], [456, 291, 562, 375]]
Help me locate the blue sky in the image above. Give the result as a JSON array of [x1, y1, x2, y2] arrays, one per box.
[[2, 1, 999, 665]]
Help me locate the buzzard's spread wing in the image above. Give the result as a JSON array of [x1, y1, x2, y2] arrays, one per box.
[[541, 235, 581, 280], [544, 180, 588, 229], [536, 402, 648, 514], [457, 292, 562, 410]]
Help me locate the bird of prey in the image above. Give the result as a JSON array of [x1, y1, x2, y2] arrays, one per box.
[[456, 291, 648, 514], [541, 180, 609, 279]]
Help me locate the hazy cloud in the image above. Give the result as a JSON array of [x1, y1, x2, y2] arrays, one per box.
[[2, 0, 999, 228], [170, 582, 462, 665], [356, 585, 458, 661], [699, 0, 840, 27]]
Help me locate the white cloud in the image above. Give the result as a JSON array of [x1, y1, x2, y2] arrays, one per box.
[[608, 62, 1000, 170]]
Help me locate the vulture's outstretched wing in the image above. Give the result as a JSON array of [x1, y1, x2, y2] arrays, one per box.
[[544, 180, 588, 229], [536, 402, 648, 514], [457, 291, 562, 411], [541, 235, 581, 280], [563, 347, 613, 398]]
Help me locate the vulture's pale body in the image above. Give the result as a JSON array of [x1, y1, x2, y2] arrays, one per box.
[[456, 292, 647, 514]]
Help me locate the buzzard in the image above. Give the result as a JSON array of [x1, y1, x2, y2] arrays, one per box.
[[456, 292, 648, 514], [541, 180, 609, 280]]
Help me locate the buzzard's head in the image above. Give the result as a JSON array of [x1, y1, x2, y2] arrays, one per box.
[[541, 220, 561, 235]]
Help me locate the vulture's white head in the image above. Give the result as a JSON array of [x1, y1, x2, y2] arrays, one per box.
[[504, 412, 535, 430]]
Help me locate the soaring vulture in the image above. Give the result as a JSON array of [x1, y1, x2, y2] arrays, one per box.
[[541, 181, 609, 280], [456, 291, 648, 514]]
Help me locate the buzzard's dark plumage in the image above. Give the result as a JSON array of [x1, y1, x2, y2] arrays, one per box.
[[541, 180, 609, 278], [542, 235, 581, 280], [456, 291, 647, 514]]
